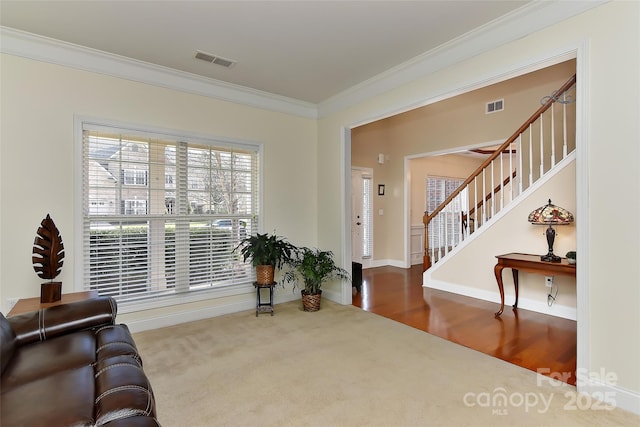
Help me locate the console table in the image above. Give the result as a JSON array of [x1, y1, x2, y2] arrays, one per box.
[[494, 253, 575, 317], [7, 291, 99, 317]]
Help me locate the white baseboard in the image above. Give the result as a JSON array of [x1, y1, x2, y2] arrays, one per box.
[[423, 278, 577, 320], [365, 259, 408, 269], [579, 378, 640, 416]]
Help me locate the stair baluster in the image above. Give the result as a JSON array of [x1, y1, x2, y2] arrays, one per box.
[[423, 74, 576, 271]]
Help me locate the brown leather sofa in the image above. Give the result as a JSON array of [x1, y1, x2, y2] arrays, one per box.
[[1, 296, 160, 426]]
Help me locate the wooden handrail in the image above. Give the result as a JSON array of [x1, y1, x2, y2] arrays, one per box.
[[423, 74, 576, 270]]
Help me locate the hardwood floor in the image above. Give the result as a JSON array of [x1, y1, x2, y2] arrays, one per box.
[[352, 265, 577, 386]]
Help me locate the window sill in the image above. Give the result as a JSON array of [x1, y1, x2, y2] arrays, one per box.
[[114, 281, 255, 314]]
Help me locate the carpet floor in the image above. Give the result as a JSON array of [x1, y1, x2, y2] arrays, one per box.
[[133, 300, 638, 426]]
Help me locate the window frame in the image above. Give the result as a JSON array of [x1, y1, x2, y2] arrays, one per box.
[[74, 116, 264, 314]]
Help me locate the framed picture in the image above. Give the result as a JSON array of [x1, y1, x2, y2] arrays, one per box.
[[378, 184, 385, 196]]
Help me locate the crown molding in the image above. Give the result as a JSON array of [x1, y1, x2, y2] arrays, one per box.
[[1, 1, 604, 121], [0, 26, 319, 119], [317, 0, 606, 118]]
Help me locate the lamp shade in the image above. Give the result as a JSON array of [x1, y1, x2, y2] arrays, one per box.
[[528, 199, 574, 225]]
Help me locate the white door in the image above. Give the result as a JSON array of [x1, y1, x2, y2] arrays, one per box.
[[351, 168, 373, 265], [351, 169, 363, 264]]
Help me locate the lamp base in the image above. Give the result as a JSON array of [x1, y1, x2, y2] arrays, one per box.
[[541, 225, 562, 263], [540, 253, 561, 263]]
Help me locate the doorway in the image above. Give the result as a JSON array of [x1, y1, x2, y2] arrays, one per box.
[[351, 167, 373, 268], [350, 58, 577, 269], [343, 52, 585, 387]]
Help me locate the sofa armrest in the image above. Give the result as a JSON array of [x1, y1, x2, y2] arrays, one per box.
[[8, 296, 117, 346]]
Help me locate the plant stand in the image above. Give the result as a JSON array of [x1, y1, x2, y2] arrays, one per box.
[[254, 282, 276, 317]]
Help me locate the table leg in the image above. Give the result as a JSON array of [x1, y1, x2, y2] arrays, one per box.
[[255, 286, 259, 317], [512, 269, 519, 309], [494, 264, 505, 317], [269, 285, 274, 316]]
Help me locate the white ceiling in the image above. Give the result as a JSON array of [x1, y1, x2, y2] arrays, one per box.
[[0, 0, 533, 104]]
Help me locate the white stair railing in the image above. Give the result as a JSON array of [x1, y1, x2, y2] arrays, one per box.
[[423, 75, 576, 270]]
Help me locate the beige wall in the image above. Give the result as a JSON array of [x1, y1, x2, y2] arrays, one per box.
[[320, 1, 639, 396], [0, 54, 318, 323]]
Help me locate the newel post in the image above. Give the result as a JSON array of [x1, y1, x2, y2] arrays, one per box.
[[423, 211, 431, 271]]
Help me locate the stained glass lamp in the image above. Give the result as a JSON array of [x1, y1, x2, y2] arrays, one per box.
[[528, 199, 574, 263]]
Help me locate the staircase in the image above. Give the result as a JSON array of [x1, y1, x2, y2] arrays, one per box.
[[423, 75, 577, 271]]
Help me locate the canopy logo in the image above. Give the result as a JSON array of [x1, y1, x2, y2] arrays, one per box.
[[462, 368, 618, 415]]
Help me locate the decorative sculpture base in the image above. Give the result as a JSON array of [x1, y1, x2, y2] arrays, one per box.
[[41, 282, 62, 303]]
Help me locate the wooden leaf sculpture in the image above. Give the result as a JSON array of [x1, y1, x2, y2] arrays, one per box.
[[32, 214, 65, 281]]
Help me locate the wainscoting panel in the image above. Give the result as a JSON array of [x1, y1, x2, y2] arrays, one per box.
[[411, 225, 424, 266]]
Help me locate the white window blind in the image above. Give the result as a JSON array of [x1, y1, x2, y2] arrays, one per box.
[[81, 123, 259, 304]]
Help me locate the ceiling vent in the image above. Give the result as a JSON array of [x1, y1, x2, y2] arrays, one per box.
[[195, 50, 236, 68]]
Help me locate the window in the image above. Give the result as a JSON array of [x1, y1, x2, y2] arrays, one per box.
[[80, 121, 260, 306], [122, 199, 148, 215], [426, 175, 467, 261], [123, 169, 148, 186], [361, 176, 373, 258]]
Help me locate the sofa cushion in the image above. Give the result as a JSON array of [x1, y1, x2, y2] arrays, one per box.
[[94, 325, 156, 425], [1, 330, 96, 390], [0, 313, 16, 374], [96, 324, 141, 361], [1, 366, 95, 427], [9, 297, 117, 346]]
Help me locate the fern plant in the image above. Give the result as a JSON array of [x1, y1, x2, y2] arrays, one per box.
[[234, 232, 296, 268], [283, 247, 350, 295]]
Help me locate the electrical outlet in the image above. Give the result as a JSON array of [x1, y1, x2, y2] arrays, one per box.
[[6, 298, 19, 311], [545, 276, 554, 287]]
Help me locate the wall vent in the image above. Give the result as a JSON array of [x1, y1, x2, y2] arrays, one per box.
[[195, 50, 236, 68], [486, 99, 504, 114]]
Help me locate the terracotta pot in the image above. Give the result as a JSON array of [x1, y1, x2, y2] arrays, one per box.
[[255, 265, 275, 285]]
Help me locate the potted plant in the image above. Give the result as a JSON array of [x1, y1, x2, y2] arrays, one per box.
[[566, 251, 576, 265], [234, 232, 297, 284], [283, 247, 350, 312]]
